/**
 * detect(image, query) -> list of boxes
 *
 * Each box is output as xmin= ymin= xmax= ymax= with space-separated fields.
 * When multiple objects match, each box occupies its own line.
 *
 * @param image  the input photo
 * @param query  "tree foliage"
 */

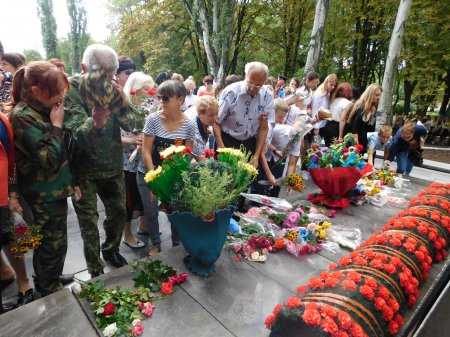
xmin=67 ymin=0 xmax=89 ymax=74
xmin=109 ymin=0 xmax=448 ymax=116
xmin=37 ymin=0 xmax=59 ymax=59
xmin=23 ymin=49 xmax=43 ymax=62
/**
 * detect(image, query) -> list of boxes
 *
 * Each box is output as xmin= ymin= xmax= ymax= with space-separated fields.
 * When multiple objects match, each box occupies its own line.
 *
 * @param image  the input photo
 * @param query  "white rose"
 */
xmin=103 ymin=323 xmax=118 ymax=337
xmin=250 ymin=251 xmax=260 ymax=260
xmin=96 ymin=307 xmax=104 ymax=315
xmin=132 ymin=319 xmax=142 ymax=326
xmin=71 ymin=282 xmax=82 ymax=295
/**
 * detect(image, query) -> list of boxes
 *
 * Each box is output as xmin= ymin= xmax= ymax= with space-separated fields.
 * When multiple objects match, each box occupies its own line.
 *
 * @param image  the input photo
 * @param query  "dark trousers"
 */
xmin=221 ymin=131 xmax=257 ymax=211
xmin=319 ymin=121 xmax=340 ymax=146
xmin=221 ymin=131 xmax=257 ymax=156
xmin=124 ymin=170 xmax=143 ymax=222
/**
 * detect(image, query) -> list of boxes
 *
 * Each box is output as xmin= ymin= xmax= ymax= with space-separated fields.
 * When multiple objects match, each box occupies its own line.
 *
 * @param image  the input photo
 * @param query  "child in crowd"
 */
xmin=366 ymin=125 xmax=393 ymax=166
xmin=257 ymin=98 xmax=303 ymax=197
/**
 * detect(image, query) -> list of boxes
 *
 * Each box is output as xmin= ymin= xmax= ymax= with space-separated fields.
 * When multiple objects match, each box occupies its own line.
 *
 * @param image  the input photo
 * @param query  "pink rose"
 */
xmin=131 ymin=321 xmax=144 ymax=336
xmin=176 ymin=273 xmax=188 ymax=284
xmin=283 ymin=212 xmax=300 ymax=228
xmin=141 ymin=302 xmax=154 ymax=317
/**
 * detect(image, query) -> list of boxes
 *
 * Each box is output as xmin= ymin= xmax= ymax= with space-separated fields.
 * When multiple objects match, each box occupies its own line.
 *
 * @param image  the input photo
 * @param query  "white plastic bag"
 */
xmin=327 ymin=226 xmax=362 ymax=250
xmin=240 ymin=193 xmax=293 ymax=211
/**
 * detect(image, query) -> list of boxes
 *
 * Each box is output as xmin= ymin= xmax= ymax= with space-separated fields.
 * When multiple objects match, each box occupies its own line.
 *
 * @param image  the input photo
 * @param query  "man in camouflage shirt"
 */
xmin=64 ymin=44 xmax=138 ymax=277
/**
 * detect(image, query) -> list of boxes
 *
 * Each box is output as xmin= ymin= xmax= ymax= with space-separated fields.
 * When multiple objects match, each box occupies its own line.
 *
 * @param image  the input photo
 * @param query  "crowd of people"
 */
xmin=0 ymin=44 xmax=430 ymax=312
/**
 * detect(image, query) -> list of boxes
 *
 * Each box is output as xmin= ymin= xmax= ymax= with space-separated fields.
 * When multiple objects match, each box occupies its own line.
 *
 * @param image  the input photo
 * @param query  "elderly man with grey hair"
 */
xmin=64 ymin=44 xmax=138 ymax=278
xmin=215 ymin=61 xmax=274 ymax=168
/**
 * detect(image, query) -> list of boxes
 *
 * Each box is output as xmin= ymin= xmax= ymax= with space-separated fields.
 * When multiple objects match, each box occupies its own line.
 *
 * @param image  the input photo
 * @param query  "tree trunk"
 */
xmin=378 ymin=0 xmax=412 ymax=128
xmin=439 ymin=69 xmax=450 ymax=117
xmin=403 ymin=78 xmax=416 ymax=114
xmin=304 ymin=0 xmax=330 ymax=74
xmin=194 ymin=0 xmax=218 ymax=76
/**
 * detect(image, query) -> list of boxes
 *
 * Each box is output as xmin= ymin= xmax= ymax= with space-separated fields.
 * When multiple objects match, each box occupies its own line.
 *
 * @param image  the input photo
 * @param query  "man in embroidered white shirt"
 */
xmin=215 ymin=61 xmax=275 ymax=168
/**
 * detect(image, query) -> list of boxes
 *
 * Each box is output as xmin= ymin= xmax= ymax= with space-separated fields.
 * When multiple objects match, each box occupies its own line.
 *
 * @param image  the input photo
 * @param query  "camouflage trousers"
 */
xmin=30 ymin=199 xmax=68 ymax=297
xmin=73 ymin=173 xmax=126 ymax=274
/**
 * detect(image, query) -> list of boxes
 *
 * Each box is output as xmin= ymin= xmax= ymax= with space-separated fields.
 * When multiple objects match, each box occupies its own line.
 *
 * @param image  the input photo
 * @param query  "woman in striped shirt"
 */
xmin=140 ymin=80 xmax=195 ymax=255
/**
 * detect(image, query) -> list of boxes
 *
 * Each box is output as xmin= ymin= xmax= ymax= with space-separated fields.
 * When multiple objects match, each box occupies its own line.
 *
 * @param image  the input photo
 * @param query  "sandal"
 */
xmin=122 ymin=239 xmax=146 ymax=249
xmin=148 ymin=244 xmax=161 ymax=257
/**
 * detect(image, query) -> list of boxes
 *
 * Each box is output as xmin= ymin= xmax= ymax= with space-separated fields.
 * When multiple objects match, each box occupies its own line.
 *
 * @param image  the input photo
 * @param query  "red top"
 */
xmin=0 ymin=112 xmax=14 ymax=207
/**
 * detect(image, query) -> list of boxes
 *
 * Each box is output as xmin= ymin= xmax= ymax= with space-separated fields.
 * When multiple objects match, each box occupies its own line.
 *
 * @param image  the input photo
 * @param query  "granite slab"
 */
xmin=77 ymin=263 xmax=235 ymax=337
xmin=413 ymin=279 xmax=450 ymax=337
xmin=156 ymin=247 xmax=293 ymax=337
xmin=242 ymin=251 xmax=331 ymax=292
xmin=0 ymin=288 xmax=97 ymax=337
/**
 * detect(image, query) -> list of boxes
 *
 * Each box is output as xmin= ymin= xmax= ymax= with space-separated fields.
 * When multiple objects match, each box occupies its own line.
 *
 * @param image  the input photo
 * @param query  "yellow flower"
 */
xmin=238 ymin=161 xmax=258 ymax=177
xmin=159 ymin=145 xmax=177 ymax=159
xmin=217 ymin=148 xmax=245 ymax=160
xmin=320 ymin=221 xmax=332 ymax=229
xmin=144 ymin=166 xmax=162 ymax=183
xmin=317 ymin=229 xmax=327 ymax=240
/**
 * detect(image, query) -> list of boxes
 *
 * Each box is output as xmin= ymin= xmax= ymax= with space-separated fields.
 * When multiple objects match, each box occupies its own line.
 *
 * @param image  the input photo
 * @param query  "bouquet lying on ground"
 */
xmin=78 ymin=260 xmax=188 ymax=337
xmin=144 ymin=146 xmax=257 ymax=219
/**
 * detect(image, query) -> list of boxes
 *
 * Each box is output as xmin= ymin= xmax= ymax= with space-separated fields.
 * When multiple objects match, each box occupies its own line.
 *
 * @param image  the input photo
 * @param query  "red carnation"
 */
xmin=183 ymin=146 xmax=193 ymax=155
xmin=302 ymin=309 xmax=321 ymax=327
xmin=329 ymin=263 xmax=337 ymax=270
xmin=360 ymin=285 xmax=375 ymax=300
xmin=342 ymin=279 xmax=357 ymax=292
xmin=354 ymin=144 xmax=364 ymax=153
xmin=388 ymin=298 xmax=400 ymax=312
xmin=349 ymin=322 xmax=365 ymax=337
xmin=160 ymin=281 xmax=173 ymax=295
xmin=273 ymin=304 xmax=283 ymax=316
xmin=369 ymin=259 xmax=383 ymax=269
xmin=382 ymin=305 xmax=394 ymax=321
xmin=336 ymin=332 xmax=350 ymax=337
xmin=203 ymin=148 xmax=215 ymax=158
xmin=384 ymin=263 xmax=396 ymax=274
xmin=347 ymin=271 xmax=362 ymax=283
xmin=286 ymin=296 xmax=302 ymax=309
xmin=15 ymin=225 xmax=28 ymax=236
xmin=322 ymin=305 xmax=338 ymax=318
xmin=374 ymin=297 xmax=386 ymax=310
xmin=102 ymin=302 xmax=116 ymax=316
xmin=389 ymin=238 xmax=402 ymax=247
xmin=296 ymin=285 xmax=308 ymax=294
xmin=353 ymin=256 xmax=368 ymax=266
xmin=321 ymin=318 xmax=339 ymax=335
xmin=325 ymin=277 xmax=339 ymax=288
xmin=264 ymin=313 xmax=275 ymax=329
xmin=415 ymin=250 xmax=425 ymax=262
xmin=338 ymin=256 xmax=352 ymax=266
xmin=394 ymin=313 xmax=404 ymax=326
xmin=364 ymin=277 xmax=377 ymax=290
xmin=337 ymin=311 xmax=352 ymax=330
xmin=308 ymin=277 xmax=323 ymax=289
xmin=388 ymin=320 xmax=400 ymax=335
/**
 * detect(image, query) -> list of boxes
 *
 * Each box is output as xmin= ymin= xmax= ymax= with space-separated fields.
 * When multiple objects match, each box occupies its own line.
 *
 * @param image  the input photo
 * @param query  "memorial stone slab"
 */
xmin=77 ymin=262 xmax=235 ymax=337
xmin=0 ymin=288 xmax=97 ymax=337
xmin=242 ymin=251 xmax=332 ymax=292
xmin=157 ymin=247 xmax=293 ymax=337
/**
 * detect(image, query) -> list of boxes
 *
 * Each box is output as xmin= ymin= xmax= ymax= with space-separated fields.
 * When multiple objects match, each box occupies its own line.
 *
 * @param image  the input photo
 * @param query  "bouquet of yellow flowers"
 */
xmin=145 ymin=146 xmax=257 ymax=219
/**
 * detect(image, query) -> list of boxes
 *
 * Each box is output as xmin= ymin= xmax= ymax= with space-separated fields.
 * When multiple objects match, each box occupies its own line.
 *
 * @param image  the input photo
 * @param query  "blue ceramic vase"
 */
xmin=168 ymin=208 xmax=233 ymax=277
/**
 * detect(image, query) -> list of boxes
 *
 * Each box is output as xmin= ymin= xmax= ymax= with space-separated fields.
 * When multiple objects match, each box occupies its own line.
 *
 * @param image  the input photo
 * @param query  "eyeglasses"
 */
xmin=157 ymin=95 xmax=171 ymax=102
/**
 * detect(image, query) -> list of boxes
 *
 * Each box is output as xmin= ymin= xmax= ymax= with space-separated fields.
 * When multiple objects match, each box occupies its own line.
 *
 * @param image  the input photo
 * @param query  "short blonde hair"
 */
xmin=196 ymin=96 xmax=219 ymax=114
xmin=274 ymin=98 xmax=288 ymax=113
xmin=171 ymin=72 xmax=184 ymax=82
xmin=379 ymin=125 xmax=392 ymax=137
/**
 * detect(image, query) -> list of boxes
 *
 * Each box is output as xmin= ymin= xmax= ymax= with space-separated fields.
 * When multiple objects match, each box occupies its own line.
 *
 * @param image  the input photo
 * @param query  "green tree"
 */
xmin=67 ymin=0 xmax=88 ymax=73
xmin=37 ymin=0 xmax=59 ymax=59
xmin=23 ymin=49 xmax=43 ymax=62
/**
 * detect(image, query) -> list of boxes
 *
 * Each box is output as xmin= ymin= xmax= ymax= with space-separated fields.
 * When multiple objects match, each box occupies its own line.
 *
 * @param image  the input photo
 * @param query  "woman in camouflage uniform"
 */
xmin=10 ymin=61 xmax=73 ymax=297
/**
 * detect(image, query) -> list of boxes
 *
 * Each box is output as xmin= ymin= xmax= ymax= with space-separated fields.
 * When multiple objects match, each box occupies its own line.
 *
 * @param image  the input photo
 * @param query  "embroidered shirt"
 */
xmin=218 ymin=81 xmax=275 ymax=141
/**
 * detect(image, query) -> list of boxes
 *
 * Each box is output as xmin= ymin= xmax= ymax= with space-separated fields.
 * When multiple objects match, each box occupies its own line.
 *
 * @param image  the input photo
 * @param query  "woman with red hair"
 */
xmin=321 ymin=82 xmax=353 ymax=146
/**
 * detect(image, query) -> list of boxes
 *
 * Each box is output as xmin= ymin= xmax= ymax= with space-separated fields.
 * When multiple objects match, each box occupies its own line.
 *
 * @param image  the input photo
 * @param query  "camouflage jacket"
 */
xmin=11 ymin=102 xmax=73 ymax=203
xmin=64 ymin=74 xmax=139 ymax=182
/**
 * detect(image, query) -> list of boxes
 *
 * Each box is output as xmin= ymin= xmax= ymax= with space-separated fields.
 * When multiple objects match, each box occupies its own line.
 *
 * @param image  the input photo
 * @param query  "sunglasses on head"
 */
xmin=157 ymin=95 xmax=171 ymax=102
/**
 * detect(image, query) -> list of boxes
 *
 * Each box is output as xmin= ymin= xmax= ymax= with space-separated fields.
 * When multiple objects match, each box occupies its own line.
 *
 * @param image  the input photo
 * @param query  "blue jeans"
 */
xmin=396 ymin=151 xmax=413 ymax=175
